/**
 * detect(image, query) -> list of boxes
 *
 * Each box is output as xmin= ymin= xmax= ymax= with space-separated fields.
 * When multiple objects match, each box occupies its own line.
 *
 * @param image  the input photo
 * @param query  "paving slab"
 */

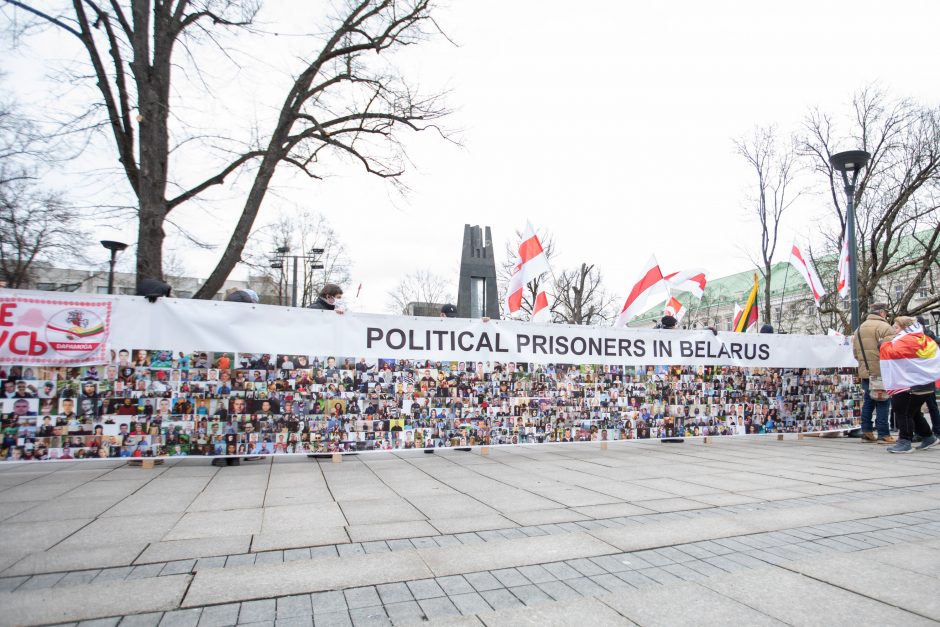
xmin=6 ymin=542 xmax=147 ymax=576
xmin=183 ymin=550 xmax=431 ymax=607
xmin=250 ymin=526 xmax=348 ymax=552
xmin=337 ymin=498 xmax=426 ymax=525
xmin=427 ymin=515 xmax=517 ymax=535
xmin=702 ymin=566 xmax=934 ymax=626
xmin=418 ymin=531 xmax=618 ymax=577
xmin=474 ymin=595 xmax=635 ymax=626
xmin=785 ymin=553 xmax=940 ymax=621
xmin=601 ymin=581 xmax=784 ymax=626
xmin=137 ymin=536 xmax=252 ymax=564
xmin=0 ymin=574 xmax=190 ymax=626
xmin=346 ymin=521 xmax=438 ymax=543
xmin=57 ymin=514 xmax=181 ymax=549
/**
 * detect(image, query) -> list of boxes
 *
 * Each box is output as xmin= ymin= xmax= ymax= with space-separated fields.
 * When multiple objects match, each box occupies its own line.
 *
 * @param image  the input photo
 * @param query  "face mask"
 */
xmin=334 ymin=298 xmax=348 ymax=312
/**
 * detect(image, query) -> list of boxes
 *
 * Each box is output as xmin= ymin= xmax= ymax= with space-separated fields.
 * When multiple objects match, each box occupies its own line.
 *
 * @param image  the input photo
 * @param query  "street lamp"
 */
xmin=269 ymin=246 xmax=327 ymax=307
xmin=100 ymin=240 xmax=128 ymax=295
xmin=829 ymin=150 xmax=871 ymax=331
xmin=931 ymin=310 xmax=940 ymax=336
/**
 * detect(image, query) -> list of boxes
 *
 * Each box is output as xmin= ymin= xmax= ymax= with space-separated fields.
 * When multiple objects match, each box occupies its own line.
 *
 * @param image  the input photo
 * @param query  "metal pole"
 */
xmin=107 ymin=250 xmax=117 ymax=295
xmin=291 ymin=256 xmax=299 ymax=308
xmin=845 ymin=178 xmax=860 ymax=332
xmin=776 ymin=263 xmax=790 ymax=327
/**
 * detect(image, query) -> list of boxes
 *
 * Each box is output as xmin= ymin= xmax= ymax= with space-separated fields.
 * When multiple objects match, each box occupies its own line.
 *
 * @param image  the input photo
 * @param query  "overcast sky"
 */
xmin=4 ymin=0 xmax=940 ymax=313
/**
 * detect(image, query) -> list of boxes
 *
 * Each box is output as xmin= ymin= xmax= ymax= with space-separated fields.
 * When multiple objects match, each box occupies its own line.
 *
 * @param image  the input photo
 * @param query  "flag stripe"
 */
xmin=790 ymin=244 xmax=826 ymax=304
xmin=734 ymin=273 xmax=759 ymax=333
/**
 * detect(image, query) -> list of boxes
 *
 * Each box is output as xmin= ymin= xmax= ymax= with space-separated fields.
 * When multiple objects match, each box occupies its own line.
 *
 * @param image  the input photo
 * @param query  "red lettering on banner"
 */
xmin=0 ymin=303 xmax=14 ymax=326
xmin=7 ymin=331 xmax=49 ymax=356
xmin=50 ymin=342 xmax=98 ymax=352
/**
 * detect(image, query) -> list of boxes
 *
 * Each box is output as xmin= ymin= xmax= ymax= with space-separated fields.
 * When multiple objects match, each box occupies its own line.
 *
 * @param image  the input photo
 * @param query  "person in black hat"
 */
xmin=136 ymin=278 xmax=171 ymax=302
xmin=658 ymin=314 xmax=684 ymax=443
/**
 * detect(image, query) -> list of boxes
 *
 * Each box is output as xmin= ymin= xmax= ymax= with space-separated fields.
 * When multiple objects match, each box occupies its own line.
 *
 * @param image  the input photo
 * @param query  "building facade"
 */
xmin=15 ymin=263 xmax=279 ymax=304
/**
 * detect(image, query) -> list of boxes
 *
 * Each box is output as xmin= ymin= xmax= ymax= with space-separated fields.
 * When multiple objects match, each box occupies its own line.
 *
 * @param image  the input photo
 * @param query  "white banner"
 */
xmin=1 ymin=290 xmax=856 ymax=368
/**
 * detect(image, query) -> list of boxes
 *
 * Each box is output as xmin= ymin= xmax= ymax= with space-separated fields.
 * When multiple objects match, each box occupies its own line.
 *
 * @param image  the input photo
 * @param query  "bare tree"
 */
xmin=0 ymin=97 xmax=87 ymax=287
xmin=553 ymin=263 xmax=616 ymax=325
xmin=4 ymin=0 xmax=452 ymax=297
xmin=735 ymin=126 xmax=801 ymax=325
xmin=801 ymin=88 xmax=940 ymax=328
xmin=386 ymin=269 xmax=454 ymax=314
xmin=498 ymin=227 xmax=555 ymax=320
xmin=242 ymin=209 xmax=351 ymax=306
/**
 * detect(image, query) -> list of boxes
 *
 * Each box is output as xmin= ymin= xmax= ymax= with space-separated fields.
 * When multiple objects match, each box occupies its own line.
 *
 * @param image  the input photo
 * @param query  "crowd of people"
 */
xmin=1 ymin=344 xmax=859 ymax=461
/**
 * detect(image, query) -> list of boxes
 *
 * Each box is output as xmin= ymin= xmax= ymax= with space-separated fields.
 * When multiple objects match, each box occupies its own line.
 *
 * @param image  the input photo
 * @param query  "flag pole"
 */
xmin=776 ymin=263 xmax=791 ymax=328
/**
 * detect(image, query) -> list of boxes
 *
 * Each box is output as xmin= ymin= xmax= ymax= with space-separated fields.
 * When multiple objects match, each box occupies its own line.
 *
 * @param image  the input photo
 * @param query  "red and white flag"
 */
xmin=789 ymin=243 xmax=826 ymax=306
xmin=664 ymin=296 xmax=686 ymax=322
xmin=663 ymin=268 xmax=707 ymax=299
xmin=615 ymin=255 xmax=666 ymax=327
xmin=732 ymin=302 xmax=758 ymax=332
xmin=506 ymin=221 xmax=552 ymax=321
xmin=879 ymin=321 xmax=940 ymax=394
xmin=837 ymin=222 xmax=850 ymax=298
xmin=531 ymin=290 xmax=552 ymax=323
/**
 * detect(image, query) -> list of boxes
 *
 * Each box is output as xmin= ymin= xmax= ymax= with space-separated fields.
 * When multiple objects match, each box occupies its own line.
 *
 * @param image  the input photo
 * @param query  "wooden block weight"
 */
xmin=332 ymin=453 xmax=342 ymax=463
xmin=480 ymin=447 xmax=489 ymax=456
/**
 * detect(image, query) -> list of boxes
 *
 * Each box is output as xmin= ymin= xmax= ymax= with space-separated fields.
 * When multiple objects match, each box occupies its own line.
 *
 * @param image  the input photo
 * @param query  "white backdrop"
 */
xmin=1 ymin=290 xmax=857 ymax=368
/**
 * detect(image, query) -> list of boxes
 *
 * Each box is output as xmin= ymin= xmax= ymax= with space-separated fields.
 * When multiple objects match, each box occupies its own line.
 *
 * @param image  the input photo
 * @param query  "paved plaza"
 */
xmin=2 ymin=436 xmax=940 ymax=626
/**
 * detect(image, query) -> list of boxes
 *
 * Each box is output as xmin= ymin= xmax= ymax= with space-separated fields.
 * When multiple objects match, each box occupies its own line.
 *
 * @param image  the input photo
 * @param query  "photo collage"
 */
xmin=0 ymin=347 xmax=861 ymax=461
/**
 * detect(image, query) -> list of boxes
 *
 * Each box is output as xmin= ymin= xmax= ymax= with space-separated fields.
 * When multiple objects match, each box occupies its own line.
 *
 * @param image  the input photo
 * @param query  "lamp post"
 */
xmin=829 ymin=150 xmax=871 ymax=332
xmin=100 ymin=240 xmax=128 ymax=295
xmin=931 ymin=310 xmax=940 ymax=336
xmin=269 ymin=246 xmax=326 ymax=307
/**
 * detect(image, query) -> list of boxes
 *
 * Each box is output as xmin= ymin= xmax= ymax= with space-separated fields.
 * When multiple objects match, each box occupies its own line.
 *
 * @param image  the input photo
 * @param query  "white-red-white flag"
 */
xmin=664 ymin=296 xmax=686 ymax=322
xmin=837 ymin=222 xmax=851 ymax=298
xmin=663 ymin=268 xmax=707 ymax=299
xmin=506 ymin=221 xmax=552 ymax=321
xmin=789 ymin=243 xmax=826 ymax=306
xmin=615 ymin=255 xmax=667 ymax=327
xmin=531 ymin=290 xmax=552 ymax=323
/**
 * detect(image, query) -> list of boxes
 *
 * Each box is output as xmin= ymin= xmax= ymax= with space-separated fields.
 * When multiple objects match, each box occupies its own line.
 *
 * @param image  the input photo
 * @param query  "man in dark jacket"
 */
xmin=309 ymin=284 xmax=344 ymax=312
xmin=852 ymin=303 xmax=896 ymax=443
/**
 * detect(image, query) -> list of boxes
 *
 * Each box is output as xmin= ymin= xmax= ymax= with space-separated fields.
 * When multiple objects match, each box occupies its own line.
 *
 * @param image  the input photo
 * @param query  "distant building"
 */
xmin=629 ymin=234 xmax=938 ymax=333
xmin=14 ymin=263 xmax=279 ymax=304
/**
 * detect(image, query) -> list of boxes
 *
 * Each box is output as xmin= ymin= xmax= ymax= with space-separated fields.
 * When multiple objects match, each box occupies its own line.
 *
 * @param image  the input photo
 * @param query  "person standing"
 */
xmin=882 ymin=316 xmax=940 ymax=453
xmin=853 ymin=303 xmax=897 ymax=444
xmin=308 ymin=284 xmax=345 ymax=313
xmin=916 ymin=316 xmax=940 ymax=437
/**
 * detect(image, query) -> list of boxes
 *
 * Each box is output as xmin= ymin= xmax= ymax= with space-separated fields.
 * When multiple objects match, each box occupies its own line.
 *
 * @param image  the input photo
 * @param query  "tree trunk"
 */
xmin=763 ymin=262 xmax=772 ymax=327
xmin=193 ymin=154 xmax=281 ymax=299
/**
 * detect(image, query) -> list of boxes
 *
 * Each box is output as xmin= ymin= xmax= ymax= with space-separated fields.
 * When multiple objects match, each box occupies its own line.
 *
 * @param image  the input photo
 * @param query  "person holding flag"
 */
xmin=880 ymin=316 xmax=940 ymax=453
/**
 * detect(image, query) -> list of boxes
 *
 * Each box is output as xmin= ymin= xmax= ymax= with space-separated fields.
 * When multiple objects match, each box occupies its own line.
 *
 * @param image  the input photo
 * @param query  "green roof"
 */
xmin=630 ymin=230 xmax=936 ymax=325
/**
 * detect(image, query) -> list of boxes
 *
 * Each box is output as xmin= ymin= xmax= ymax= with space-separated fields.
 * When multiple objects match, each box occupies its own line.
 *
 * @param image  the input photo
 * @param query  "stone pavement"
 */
xmin=2 ymin=436 xmax=940 ymax=626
